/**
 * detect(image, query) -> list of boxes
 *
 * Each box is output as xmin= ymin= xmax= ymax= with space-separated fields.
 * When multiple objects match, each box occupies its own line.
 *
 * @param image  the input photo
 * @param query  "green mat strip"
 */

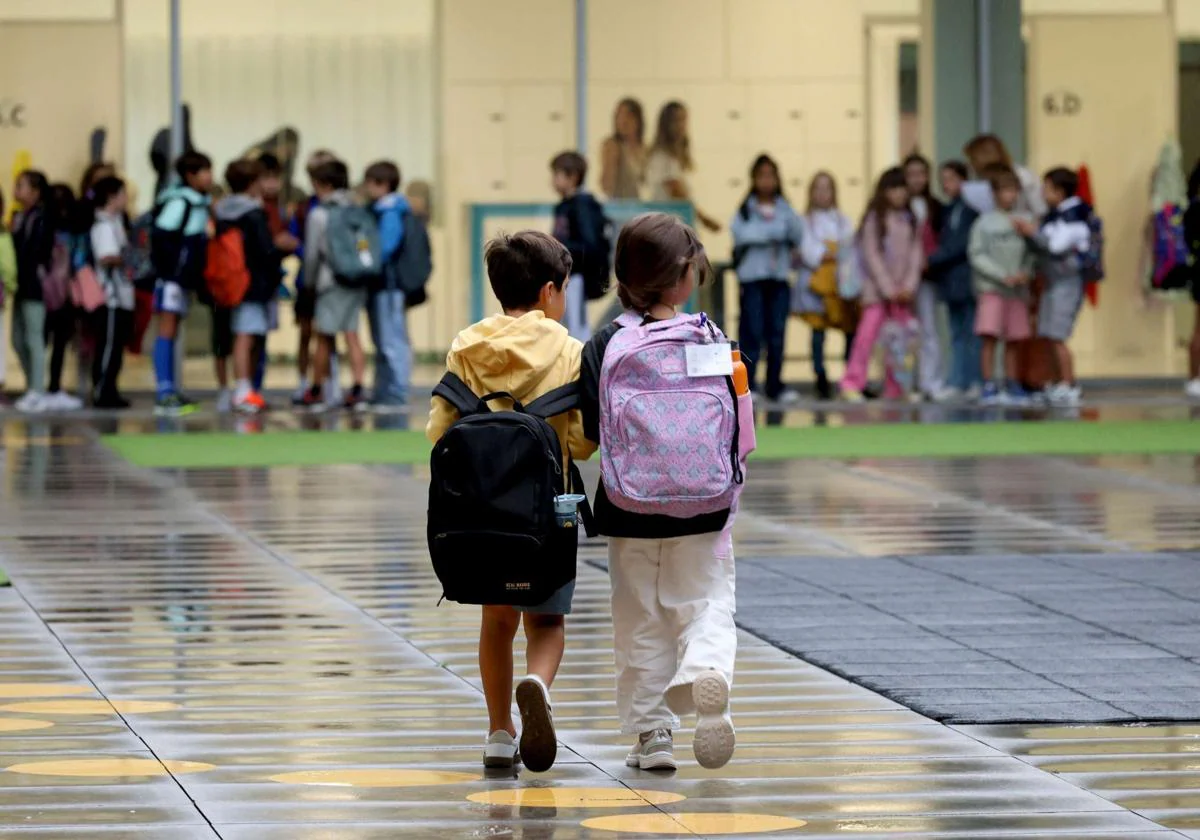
xmin=102 ymin=420 xmax=1200 ymax=469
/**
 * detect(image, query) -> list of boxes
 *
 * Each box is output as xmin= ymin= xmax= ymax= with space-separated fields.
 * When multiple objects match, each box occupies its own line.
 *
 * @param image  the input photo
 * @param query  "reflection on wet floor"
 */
xmin=0 ymin=417 xmax=1195 ymax=836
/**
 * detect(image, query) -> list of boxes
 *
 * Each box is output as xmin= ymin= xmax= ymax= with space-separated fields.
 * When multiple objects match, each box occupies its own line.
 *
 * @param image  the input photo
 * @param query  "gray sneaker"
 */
xmin=483 ymin=730 xmax=520 ymax=769
xmin=625 ymin=728 xmax=677 ymax=772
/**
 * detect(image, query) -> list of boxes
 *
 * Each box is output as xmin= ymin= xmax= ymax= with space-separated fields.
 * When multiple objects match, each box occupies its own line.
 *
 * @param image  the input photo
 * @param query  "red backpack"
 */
xmin=204 ymin=224 xmax=250 ymax=308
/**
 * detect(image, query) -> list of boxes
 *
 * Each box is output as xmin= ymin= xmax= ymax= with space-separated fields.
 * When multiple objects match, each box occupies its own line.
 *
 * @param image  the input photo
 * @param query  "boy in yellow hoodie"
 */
xmin=427 ymin=230 xmax=595 ymax=773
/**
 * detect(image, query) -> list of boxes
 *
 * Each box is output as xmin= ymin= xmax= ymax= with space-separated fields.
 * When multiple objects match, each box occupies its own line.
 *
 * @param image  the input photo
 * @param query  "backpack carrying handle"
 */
xmin=476 ymin=391 xmax=523 ymax=413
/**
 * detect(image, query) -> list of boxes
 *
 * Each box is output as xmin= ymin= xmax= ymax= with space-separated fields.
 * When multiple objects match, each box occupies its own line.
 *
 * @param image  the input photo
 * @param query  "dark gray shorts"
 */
xmin=1038 ymin=275 xmax=1084 ymax=342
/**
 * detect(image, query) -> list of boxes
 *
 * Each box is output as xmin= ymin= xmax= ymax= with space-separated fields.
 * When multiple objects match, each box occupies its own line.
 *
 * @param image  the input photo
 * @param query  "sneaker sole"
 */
xmin=483 ymin=750 xmax=519 ymax=770
xmin=515 ymin=678 xmax=557 ymax=773
xmin=692 ymin=671 xmax=735 ymax=770
xmin=638 ymin=751 xmax=678 ymax=772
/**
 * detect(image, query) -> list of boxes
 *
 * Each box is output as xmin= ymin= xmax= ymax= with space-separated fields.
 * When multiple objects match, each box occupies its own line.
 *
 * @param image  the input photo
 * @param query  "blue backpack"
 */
xmin=1080 ymin=207 xmax=1105 ymax=283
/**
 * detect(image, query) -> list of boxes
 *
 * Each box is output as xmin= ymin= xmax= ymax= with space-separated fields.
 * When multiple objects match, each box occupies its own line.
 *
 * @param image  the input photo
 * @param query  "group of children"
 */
xmin=153 ymin=149 xmax=424 ymax=416
xmin=0 ymin=165 xmax=140 ymax=411
xmin=0 ymin=149 xmax=425 ymax=415
xmin=428 ymin=214 xmax=745 ymax=775
xmin=731 ymin=146 xmax=1097 ymax=407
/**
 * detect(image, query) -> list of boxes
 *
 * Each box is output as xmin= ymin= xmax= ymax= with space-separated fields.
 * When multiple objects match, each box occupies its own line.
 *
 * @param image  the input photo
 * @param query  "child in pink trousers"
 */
xmin=840 ymin=167 xmax=923 ymax=401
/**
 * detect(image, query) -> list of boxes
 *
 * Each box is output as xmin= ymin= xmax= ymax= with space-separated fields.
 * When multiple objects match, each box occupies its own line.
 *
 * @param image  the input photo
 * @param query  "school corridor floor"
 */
xmin=0 ymin=406 xmax=1198 ymax=838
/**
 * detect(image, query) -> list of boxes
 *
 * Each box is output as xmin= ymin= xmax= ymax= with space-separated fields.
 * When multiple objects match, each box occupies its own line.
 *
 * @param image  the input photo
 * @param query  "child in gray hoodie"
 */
xmin=968 ymin=168 xmax=1036 ymax=404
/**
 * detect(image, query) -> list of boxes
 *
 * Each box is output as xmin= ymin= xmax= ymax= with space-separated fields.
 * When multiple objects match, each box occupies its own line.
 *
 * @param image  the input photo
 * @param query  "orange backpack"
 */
xmin=204 ymin=224 xmax=250 ymax=308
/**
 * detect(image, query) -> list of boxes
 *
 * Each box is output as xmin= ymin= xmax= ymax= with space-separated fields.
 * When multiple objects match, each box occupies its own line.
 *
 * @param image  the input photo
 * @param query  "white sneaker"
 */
xmin=515 ymin=675 xmax=557 ymax=773
xmin=692 ymin=670 xmax=735 ymax=770
xmin=15 ymin=392 xmax=46 ymax=413
xmin=46 ymin=391 xmax=82 ymax=411
xmin=775 ymin=388 xmax=802 ymax=405
xmin=483 ymin=730 xmax=520 ymax=769
xmin=626 ymin=729 xmax=677 ymax=771
xmin=216 ymin=389 xmax=233 ymax=413
xmin=932 ymin=387 xmax=961 ymax=404
xmin=1186 ymin=378 xmax=1200 ymax=400
xmin=965 ymin=383 xmax=983 ymax=403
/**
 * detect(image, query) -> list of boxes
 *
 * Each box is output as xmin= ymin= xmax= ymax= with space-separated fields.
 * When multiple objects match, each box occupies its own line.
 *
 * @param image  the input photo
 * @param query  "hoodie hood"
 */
xmin=324 ymin=189 xmax=353 ymax=208
xmin=374 ymin=192 xmax=410 ymax=214
xmin=215 ymin=193 xmax=261 ymax=221
xmin=447 ymin=311 xmax=571 ymax=398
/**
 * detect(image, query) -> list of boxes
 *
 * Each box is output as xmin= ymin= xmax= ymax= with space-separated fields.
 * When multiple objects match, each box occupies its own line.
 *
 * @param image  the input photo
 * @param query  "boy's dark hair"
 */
xmin=1044 ymin=167 xmax=1079 ymax=198
xmin=364 ymin=160 xmax=402 ymax=192
xmin=987 ymin=165 xmax=1021 ymax=192
xmin=940 ymin=160 xmax=969 ymax=180
xmin=485 ymin=231 xmax=572 ymax=311
xmin=550 ymin=151 xmax=587 ymax=187
xmin=90 ymin=175 xmax=125 ymax=210
xmin=175 ymin=151 xmax=213 ymax=181
xmin=311 ymin=159 xmax=350 ymax=191
xmin=225 ymin=158 xmax=264 ymax=194
xmin=614 ymin=212 xmax=710 ymax=312
xmin=257 ymin=152 xmax=282 ymax=174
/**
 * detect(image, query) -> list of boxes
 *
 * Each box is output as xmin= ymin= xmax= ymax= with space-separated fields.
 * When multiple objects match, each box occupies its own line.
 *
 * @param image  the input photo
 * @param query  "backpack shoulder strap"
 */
xmin=525 ymin=381 xmax=579 ymax=420
xmin=432 ymin=372 xmax=480 ymax=416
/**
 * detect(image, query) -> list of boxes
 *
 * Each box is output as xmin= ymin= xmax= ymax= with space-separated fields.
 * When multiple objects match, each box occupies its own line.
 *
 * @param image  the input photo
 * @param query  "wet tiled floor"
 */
xmin=0 ymin=416 xmax=1196 ymax=836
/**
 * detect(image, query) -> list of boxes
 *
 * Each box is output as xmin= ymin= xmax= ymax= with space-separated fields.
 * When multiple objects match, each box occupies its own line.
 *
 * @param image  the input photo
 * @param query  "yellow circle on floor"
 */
xmin=269 ymin=769 xmax=480 ymax=788
xmin=582 ymin=813 xmax=807 ymax=835
xmin=0 ymin=700 xmax=179 ymax=716
xmin=6 ymin=758 xmax=215 ymax=778
xmin=468 ymin=787 xmax=686 ymax=808
xmin=0 ymin=718 xmax=54 ymax=732
xmin=0 ymin=684 xmax=93 ymax=699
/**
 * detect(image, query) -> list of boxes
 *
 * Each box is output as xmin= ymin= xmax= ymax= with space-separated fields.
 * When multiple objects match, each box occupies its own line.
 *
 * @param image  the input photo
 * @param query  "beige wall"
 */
xmin=0 ymin=20 xmax=122 ymax=196
xmin=1027 ymin=12 xmax=1181 ymax=376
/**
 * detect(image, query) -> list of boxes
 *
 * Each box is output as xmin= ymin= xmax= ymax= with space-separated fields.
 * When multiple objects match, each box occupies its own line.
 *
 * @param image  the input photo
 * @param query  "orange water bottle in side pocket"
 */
xmin=730 ymin=341 xmax=756 ymax=458
xmin=730 ymin=342 xmax=750 ymax=396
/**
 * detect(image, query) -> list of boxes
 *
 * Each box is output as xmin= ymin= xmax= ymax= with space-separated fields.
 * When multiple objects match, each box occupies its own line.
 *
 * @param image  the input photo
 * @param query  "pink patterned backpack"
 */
xmin=599 ymin=311 xmax=749 ymax=518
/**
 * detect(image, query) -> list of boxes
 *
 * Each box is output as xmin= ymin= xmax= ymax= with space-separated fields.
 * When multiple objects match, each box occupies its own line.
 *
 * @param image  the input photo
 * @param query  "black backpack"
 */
xmin=574 ymin=195 xmax=613 ymax=301
xmin=393 ymin=210 xmax=433 ymax=308
xmin=428 ymin=373 xmax=593 ymax=606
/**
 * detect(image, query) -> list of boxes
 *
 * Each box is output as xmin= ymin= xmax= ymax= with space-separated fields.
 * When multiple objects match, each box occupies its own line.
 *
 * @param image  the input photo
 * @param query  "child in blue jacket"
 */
xmin=926 ymin=161 xmax=981 ymax=397
xmin=730 ymin=155 xmax=803 ymax=403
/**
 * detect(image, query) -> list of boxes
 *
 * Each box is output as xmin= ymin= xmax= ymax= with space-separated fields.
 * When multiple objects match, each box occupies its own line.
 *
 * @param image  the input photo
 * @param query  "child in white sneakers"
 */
xmin=427 ymin=231 xmax=595 ymax=773
xmin=580 ymin=213 xmax=754 ymax=772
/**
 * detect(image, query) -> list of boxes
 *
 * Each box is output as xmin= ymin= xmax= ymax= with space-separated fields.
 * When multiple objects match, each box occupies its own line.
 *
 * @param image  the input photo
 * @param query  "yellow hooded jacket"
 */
xmin=426 ymin=311 xmax=596 ymax=466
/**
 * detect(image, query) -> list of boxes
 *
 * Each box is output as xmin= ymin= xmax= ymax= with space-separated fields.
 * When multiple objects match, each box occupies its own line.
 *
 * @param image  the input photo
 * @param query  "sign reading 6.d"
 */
xmin=1043 ymin=91 xmax=1081 ymax=117
xmin=0 ymin=100 xmax=27 ymax=128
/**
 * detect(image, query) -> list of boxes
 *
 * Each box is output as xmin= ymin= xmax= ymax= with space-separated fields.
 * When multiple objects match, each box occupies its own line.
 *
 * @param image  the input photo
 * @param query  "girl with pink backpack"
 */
xmin=579 ymin=213 xmax=756 ymax=773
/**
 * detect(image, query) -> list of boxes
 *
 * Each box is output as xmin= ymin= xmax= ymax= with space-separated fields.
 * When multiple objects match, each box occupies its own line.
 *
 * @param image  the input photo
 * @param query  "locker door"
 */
xmin=506 ymin=84 xmax=571 ymax=200
xmin=444 ymin=85 xmax=508 ymax=200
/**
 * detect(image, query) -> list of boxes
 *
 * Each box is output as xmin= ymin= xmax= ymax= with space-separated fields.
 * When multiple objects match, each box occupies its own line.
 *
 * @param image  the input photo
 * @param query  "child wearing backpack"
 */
xmin=211 ymin=159 xmax=286 ymax=415
xmin=0 ymin=186 xmax=15 ymax=402
xmin=1014 ymin=167 xmax=1092 ymax=407
xmin=88 ymin=176 xmax=134 ymax=409
xmin=363 ymin=160 xmax=412 ymax=407
xmin=580 ymin=212 xmax=755 ymax=773
xmin=839 ymin=167 xmax=924 ymax=402
xmin=302 ymin=159 xmax=369 ymax=411
xmin=426 ymin=231 xmax=595 ymax=774
xmin=151 ymin=151 xmax=213 ymax=416
xmin=11 ymin=169 xmax=53 ymax=412
xmin=551 ymin=151 xmax=610 ymax=342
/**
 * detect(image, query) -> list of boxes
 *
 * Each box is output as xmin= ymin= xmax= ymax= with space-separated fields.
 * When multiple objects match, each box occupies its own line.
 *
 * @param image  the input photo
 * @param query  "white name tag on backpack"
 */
xmin=685 ymin=343 xmax=733 ymax=377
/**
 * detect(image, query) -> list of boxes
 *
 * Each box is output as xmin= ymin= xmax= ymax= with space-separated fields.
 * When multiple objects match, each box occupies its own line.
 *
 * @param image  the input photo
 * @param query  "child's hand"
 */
xmin=274 ymin=232 xmax=300 ymax=252
xmin=1012 ymin=218 xmax=1036 ymax=237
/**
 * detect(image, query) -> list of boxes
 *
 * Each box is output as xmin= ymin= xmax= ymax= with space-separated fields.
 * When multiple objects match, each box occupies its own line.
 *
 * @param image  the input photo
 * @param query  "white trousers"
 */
xmin=609 ymin=531 xmax=737 ymax=735
xmin=564 ymin=273 xmax=591 ymax=342
xmin=916 ymin=281 xmax=945 ymax=396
